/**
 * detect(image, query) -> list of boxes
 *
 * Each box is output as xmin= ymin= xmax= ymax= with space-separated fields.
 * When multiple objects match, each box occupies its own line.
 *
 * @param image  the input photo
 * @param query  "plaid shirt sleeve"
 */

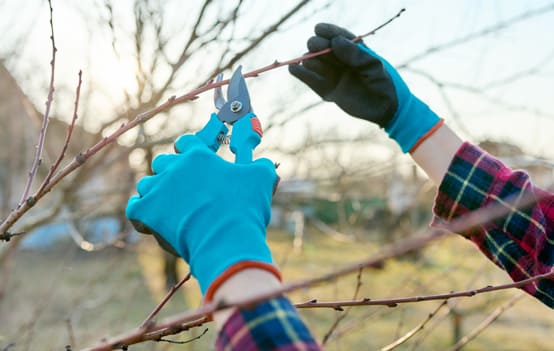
xmin=216 ymin=296 xmax=322 ymax=351
xmin=433 ymin=142 xmax=554 ymax=308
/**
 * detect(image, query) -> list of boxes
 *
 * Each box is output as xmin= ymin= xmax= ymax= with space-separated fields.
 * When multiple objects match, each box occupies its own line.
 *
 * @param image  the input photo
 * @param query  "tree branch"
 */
xmin=81 ymin=186 xmax=552 ymax=350
xmin=446 ymin=293 xmax=524 ymax=351
xmin=18 ymin=0 xmax=57 ymax=208
xmin=0 ymin=7 xmax=405 ymax=236
xmin=140 ymin=273 xmax=192 ymax=329
xmin=379 ymin=300 xmax=448 ymax=351
xmin=36 ymin=70 xmax=82 ymax=195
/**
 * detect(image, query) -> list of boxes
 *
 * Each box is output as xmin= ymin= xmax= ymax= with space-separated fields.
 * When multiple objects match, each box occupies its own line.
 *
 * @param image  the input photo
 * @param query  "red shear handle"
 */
xmin=230 ymin=113 xmax=262 ymax=164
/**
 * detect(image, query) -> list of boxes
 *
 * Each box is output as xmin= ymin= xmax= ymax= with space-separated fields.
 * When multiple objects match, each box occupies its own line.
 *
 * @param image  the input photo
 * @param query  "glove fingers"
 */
xmin=289 ymin=63 xmax=332 ymax=98
xmin=302 ymin=57 xmax=336 ymax=78
xmin=151 ymin=153 xmax=180 ymax=174
xmin=136 ymin=175 xmax=157 ymax=196
xmin=174 ymin=134 xmax=210 ymax=154
xmin=126 ymin=196 xmax=152 ymax=234
xmin=252 ymin=157 xmax=277 ymax=178
xmin=307 ymin=36 xmax=330 ymax=52
xmin=315 ymin=23 xmax=356 ymax=40
xmin=331 ymin=36 xmax=381 ymax=69
xmin=306 ymin=37 xmax=345 ymax=67
xmin=251 ymin=157 xmax=279 ymax=196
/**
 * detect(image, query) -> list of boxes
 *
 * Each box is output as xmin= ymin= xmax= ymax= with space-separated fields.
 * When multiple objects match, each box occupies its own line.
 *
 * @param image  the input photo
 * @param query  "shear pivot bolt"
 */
xmin=230 ymin=100 xmax=243 ymax=113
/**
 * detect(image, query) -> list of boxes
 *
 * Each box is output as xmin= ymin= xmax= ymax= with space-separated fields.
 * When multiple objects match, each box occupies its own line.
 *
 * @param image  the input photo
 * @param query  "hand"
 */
xmin=289 ymin=23 xmax=442 ymax=153
xmin=126 ymin=134 xmax=280 ymax=298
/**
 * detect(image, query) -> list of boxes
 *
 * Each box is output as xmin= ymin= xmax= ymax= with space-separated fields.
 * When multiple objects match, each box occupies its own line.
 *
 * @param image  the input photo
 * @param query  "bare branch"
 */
xmin=140 ymin=273 xmax=192 ymax=329
xmin=156 ymin=328 xmax=208 ymax=345
xmin=322 ymin=267 xmax=364 ymax=345
xmin=446 ymin=294 xmax=524 ymax=351
xmin=36 ymin=70 xmax=83 ymax=195
xmin=0 ymin=9 xmax=405 ymax=236
xmin=82 ymin=186 xmax=552 ymax=350
xmin=379 ymin=300 xmax=449 ymax=351
xmin=18 ymin=0 xmax=57 ymax=207
xmin=242 ymin=7 xmax=405 ymax=79
xmin=294 ymin=270 xmax=552 ymax=310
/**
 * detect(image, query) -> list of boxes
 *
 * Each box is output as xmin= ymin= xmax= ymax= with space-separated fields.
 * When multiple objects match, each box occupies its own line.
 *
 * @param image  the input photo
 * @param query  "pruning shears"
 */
xmin=196 ymin=65 xmax=263 ymax=164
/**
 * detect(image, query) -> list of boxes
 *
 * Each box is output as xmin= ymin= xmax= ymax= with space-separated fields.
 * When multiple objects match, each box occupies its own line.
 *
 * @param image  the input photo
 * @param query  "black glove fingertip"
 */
xmin=331 ymin=36 xmax=379 ymax=68
xmin=315 ymin=23 xmax=356 ymax=40
xmin=307 ymin=36 xmax=330 ymax=52
xmin=288 ymin=63 xmax=331 ymax=98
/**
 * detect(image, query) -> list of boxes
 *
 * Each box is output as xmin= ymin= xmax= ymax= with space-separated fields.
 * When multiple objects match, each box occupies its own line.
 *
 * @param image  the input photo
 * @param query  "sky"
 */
xmin=1 ymin=0 xmax=553 ymax=176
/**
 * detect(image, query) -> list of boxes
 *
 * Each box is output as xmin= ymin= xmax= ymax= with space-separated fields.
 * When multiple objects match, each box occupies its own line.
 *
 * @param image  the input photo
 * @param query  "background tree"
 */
xmin=0 ymin=1 xmax=553 ymax=350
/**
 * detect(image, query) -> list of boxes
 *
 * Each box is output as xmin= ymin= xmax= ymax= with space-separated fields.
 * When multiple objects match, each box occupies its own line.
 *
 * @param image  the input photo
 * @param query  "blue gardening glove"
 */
xmin=126 ymin=134 xmax=280 ymax=298
xmin=289 ymin=23 xmax=442 ymax=153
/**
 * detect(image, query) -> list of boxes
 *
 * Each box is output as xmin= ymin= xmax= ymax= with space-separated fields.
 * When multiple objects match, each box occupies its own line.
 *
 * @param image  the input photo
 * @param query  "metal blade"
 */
xmin=213 ymin=73 xmax=225 ymax=110
xmin=227 ymin=65 xmax=250 ymax=105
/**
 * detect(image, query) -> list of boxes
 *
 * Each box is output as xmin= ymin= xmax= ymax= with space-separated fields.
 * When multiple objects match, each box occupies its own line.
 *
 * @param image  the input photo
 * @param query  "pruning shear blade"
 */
xmin=213 ymin=65 xmax=252 ymax=124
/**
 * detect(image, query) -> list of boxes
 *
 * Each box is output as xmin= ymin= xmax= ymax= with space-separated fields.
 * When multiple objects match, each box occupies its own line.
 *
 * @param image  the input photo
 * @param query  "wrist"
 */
xmin=211 ymin=268 xmax=282 ymax=329
xmin=384 ymin=95 xmax=442 ymax=153
xmin=411 ymin=123 xmax=464 ymax=184
xmin=204 ymin=261 xmax=281 ymax=303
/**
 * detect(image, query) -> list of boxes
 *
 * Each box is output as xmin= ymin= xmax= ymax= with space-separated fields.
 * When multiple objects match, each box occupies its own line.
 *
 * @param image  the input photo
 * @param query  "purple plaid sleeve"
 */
xmin=433 ymin=142 xmax=554 ymax=308
xmin=216 ymin=296 xmax=322 ymax=351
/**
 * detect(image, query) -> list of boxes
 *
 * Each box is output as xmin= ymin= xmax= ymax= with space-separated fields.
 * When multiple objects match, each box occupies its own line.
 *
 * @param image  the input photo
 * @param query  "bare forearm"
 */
xmin=410 ymin=124 xmax=463 ymax=185
xmin=212 ymin=269 xmax=281 ymax=328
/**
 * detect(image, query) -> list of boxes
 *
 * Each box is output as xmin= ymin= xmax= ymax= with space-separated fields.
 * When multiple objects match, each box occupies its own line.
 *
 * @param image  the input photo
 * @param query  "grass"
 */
xmin=0 ymin=227 xmax=552 ymax=350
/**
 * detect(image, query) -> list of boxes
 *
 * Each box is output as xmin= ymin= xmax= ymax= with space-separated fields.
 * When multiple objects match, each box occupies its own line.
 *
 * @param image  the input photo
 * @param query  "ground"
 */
xmin=0 ymin=228 xmax=552 ymax=350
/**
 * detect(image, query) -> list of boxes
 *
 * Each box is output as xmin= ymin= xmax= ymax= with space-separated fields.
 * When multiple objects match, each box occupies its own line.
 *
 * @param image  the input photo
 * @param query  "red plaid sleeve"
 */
xmin=433 ymin=142 xmax=554 ymax=308
xmin=216 ymin=296 xmax=322 ymax=351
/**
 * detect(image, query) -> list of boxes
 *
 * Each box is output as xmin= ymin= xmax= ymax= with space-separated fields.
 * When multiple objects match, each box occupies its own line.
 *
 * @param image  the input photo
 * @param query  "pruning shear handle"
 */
xmin=196 ymin=65 xmax=262 ymax=163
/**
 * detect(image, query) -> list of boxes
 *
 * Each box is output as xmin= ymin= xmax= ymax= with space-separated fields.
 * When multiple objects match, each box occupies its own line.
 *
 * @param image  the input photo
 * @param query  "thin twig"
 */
xmin=294 ymin=270 xmax=553 ymax=310
xmin=140 ymin=273 xmax=192 ymax=328
xmin=242 ymin=8 xmax=406 ymax=79
xmin=446 ymin=293 xmax=524 ymax=351
xmin=157 ymin=328 xmax=208 ymax=345
xmin=322 ymin=267 xmax=364 ymax=345
xmin=36 ymin=70 xmax=83 ymax=195
xmin=379 ymin=300 xmax=448 ymax=351
xmin=18 ymin=0 xmax=57 ymax=208
xmin=408 ymin=263 xmax=489 ymax=350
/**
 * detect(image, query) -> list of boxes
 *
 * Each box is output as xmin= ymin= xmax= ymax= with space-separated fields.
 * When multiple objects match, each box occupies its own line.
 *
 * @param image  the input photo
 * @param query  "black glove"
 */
xmin=289 ymin=23 xmax=441 ymax=153
xmin=289 ymin=23 xmax=398 ymax=128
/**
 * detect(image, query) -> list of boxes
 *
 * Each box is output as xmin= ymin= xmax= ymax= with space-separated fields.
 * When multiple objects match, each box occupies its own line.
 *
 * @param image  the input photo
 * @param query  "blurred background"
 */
xmin=0 ymin=0 xmax=553 ymax=350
